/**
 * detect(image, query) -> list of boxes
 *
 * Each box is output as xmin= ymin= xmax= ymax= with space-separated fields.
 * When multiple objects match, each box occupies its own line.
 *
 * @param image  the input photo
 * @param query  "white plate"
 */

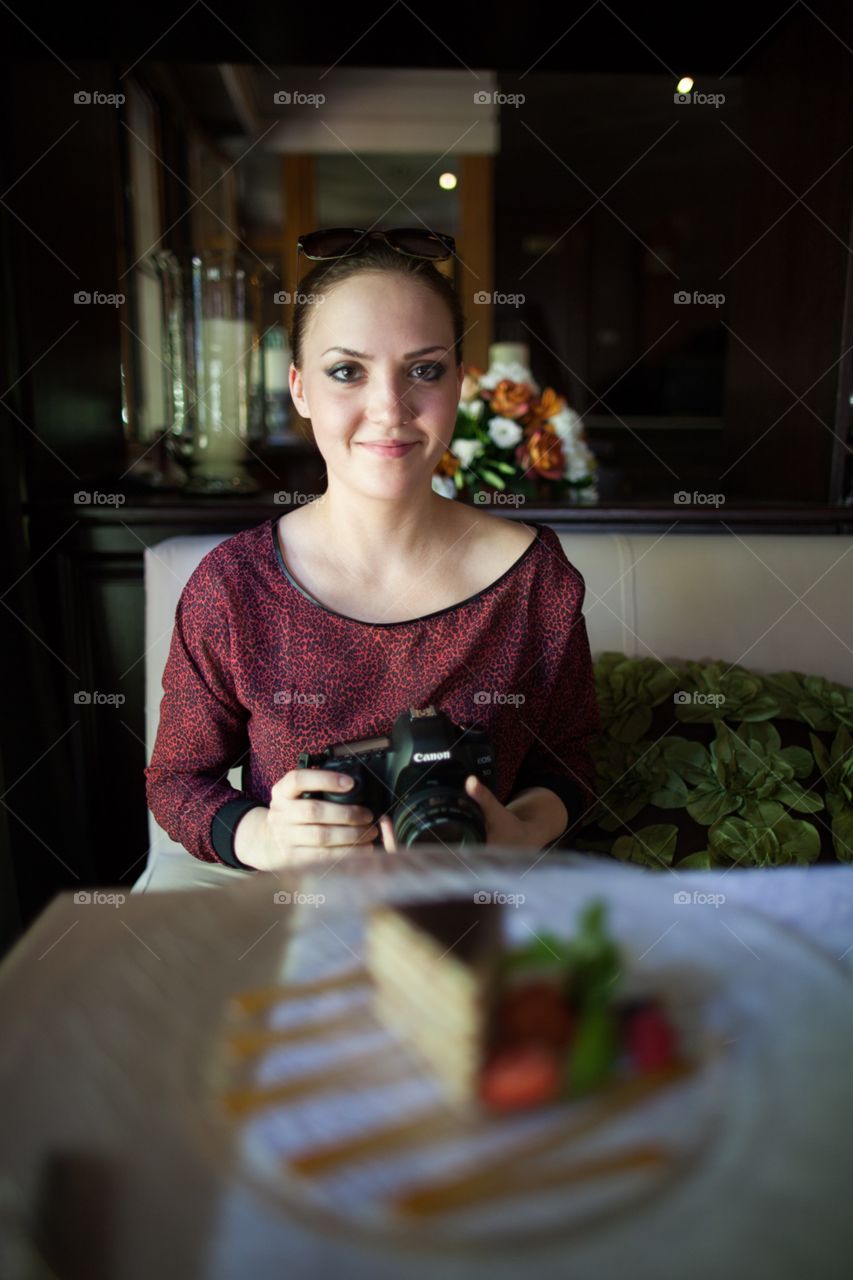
xmin=189 ymin=856 xmax=853 ymax=1253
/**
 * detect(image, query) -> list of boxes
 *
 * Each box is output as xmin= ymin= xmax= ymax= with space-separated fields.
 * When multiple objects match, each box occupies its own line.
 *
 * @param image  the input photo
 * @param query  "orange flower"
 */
xmin=490 ymin=379 xmax=535 ymax=420
xmin=524 ymin=386 xmax=566 ymax=429
xmin=515 ymin=424 xmax=565 ymax=481
xmin=434 ymin=449 xmax=461 ymax=478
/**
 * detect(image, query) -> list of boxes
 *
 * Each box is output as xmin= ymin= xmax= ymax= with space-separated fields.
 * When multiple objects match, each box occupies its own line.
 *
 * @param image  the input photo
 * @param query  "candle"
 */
xmin=264 ymin=326 xmax=290 ymax=394
xmin=196 ymin=317 xmax=254 ymax=470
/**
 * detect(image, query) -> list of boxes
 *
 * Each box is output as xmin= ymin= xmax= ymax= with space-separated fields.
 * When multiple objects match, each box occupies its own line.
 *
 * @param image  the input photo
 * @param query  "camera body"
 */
xmin=298 ymin=704 xmax=496 ymax=847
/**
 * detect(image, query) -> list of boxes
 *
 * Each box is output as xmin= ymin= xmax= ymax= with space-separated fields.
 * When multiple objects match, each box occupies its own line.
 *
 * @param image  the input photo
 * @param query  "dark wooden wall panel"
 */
xmin=8 ymin=61 xmax=127 ymax=493
xmin=720 ymin=7 xmax=853 ymax=501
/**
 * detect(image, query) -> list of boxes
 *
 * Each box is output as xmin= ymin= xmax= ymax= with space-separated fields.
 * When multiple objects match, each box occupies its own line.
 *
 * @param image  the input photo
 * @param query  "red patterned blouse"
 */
xmin=144 ymin=516 xmax=602 ymax=867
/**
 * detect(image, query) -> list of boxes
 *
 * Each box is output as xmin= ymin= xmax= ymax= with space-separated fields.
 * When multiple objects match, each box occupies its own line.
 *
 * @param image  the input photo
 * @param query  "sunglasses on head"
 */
xmin=297 ymin=227 xmax=456 ymax=262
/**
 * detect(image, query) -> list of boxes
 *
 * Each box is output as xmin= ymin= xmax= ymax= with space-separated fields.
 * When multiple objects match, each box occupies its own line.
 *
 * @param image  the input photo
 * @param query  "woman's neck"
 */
xmin=306 ymin=485 xmax=473 ymax=573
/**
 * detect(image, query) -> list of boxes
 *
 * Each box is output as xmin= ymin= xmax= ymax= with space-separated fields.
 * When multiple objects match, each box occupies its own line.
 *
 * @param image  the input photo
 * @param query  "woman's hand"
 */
xmin=238 ymin=769 xmax=382 ymax=870
xmin=463 ymin=775 xmax=553 ymax=849
xmin=375 ymin=778 xmax=567 ymax=854
xmin=468 ymin=776 xmax=570 ymax=849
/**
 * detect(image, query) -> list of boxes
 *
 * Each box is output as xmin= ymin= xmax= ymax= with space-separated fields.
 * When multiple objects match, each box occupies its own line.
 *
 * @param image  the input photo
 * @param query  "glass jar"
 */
xmin=158 ymin=248 xmax=265 ymax=494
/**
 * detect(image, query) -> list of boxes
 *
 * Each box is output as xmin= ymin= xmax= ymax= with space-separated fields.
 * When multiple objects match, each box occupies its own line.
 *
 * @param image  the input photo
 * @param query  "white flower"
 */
xmin=431 ymin=474 xmax=457 ymax=499
xmin=544 ymin=404 xmax=597 ymax=483
xmin=487 ymin=416 xmax=523 ymax=449
xmin=459 ymin=397 xmax=485 ymax=420
xmin=450 ymin=437 xmax=484 ymax=467
xmin=565 ymin=448 xmax=594 ymax=482
xmin=550 ymin=405 xmax=585 ymax=442
xmin=478 ymin=362 xmax=540 ymax=394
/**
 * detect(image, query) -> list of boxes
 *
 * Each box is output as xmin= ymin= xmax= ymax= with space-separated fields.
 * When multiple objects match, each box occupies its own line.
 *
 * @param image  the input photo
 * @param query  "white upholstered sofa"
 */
xmin=134 ymin=528 xmax=853 ymax=893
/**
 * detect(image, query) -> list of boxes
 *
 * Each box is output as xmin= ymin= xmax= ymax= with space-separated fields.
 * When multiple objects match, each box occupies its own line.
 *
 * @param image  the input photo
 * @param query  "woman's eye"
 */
xmin=327 ymin=364 xmax=359 ymax=383
xmin=412 ymin=363 xmax=445 ymax=381
xmin=326 ymin=362 xmax=445 ymax=383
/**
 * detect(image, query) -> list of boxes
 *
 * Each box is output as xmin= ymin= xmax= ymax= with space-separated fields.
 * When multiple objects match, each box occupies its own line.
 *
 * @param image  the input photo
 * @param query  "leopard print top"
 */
xmin=144 ymin=516 xmax=601 ymax=864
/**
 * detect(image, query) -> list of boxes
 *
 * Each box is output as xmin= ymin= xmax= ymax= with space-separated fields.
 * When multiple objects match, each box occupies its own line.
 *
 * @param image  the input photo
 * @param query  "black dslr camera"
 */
xmin=298 ymin=704 xmax=496 ymax=847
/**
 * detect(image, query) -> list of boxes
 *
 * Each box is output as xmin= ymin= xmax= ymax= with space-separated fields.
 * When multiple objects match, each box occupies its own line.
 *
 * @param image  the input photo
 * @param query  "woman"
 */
xmin=145 ymin=228 xmax=601 ymax=871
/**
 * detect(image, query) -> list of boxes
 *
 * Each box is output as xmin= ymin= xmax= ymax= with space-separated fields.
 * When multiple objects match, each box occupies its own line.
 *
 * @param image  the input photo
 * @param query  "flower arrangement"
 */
xmin=432 ymin=345 xmax=599 ymax=504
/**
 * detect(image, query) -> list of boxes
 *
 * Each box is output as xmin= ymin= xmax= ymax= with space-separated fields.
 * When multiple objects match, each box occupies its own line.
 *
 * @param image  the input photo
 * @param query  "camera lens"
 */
xmin=392 ymin=784 xmax=486 ymax=847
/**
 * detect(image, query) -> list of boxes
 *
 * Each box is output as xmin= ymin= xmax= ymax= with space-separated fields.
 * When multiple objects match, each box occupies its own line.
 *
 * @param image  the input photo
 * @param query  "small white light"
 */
xmin=438 ymin=172 xmax=457 ymax=190
xmin=677 ymin=76 xmax=694 ymax=94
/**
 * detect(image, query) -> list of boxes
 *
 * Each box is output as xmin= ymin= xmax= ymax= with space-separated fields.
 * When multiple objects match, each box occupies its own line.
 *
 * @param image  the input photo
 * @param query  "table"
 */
xmin=0 ymin=850 xmax=851 ymax=1280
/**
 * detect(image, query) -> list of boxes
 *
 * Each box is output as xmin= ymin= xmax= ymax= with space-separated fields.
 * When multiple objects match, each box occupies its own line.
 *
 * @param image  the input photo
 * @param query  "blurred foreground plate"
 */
xmin=184 ymin=848 xmax=853 ymax=1261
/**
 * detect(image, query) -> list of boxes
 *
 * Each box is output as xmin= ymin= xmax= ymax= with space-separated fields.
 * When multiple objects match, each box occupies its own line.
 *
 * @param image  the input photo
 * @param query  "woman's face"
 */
xmin=289 ymin=271 xmax=464 ymax=500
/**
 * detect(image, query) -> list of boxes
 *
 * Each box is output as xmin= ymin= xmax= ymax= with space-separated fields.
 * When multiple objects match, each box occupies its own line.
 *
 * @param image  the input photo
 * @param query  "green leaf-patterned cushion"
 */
xmin=574 ymin=654 xmax=853 ymax=870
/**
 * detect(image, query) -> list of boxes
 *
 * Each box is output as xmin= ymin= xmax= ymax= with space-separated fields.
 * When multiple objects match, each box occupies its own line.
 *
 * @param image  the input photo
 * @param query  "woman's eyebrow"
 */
xmin=320 ymin=345 xmax=447 ymax=359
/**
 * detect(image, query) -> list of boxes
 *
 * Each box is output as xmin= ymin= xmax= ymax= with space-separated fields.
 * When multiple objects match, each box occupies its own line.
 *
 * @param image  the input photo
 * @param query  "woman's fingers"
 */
xmin=271 ymin=768 xmax=357 ymax=806
xmin=379 ymin=815 xmax=398 ymax=853
xmin=265 ymin=835 xmax=377 ymax=870
xmin=262 ymin=769 xmax=388 ymax=865
xmin=271 ymin=822 xmax=378 ymax=849
xmin=287 ymin=800 xmax=376 ymax=827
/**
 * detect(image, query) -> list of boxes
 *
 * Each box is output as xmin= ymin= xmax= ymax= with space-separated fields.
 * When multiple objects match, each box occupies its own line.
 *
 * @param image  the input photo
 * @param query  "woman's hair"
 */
xmin=289 ymin=239 xmax=465 ymax=374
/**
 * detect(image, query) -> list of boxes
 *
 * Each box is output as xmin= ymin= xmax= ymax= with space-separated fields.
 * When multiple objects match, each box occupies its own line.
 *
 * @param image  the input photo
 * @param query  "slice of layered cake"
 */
xmin=365 ymin=895 xmax=681 ymax=1113
xmin=365 ymin=896 xmax=505 ymax=1106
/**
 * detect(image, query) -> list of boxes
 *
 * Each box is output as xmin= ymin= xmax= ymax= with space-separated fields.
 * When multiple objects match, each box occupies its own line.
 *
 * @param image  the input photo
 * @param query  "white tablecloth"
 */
xmin=617 ymin=860 xmax=853 ymax=974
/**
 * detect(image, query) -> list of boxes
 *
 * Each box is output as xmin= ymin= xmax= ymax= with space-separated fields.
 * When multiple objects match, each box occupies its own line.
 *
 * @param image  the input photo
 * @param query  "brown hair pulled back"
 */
xmin=288 ymin=241 xmax=465 ymax=443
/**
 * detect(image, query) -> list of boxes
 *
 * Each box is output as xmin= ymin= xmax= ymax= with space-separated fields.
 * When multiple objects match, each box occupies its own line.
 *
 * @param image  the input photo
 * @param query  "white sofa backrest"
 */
xmin=572 ymin=533 xmax=853 ymax=679
xmin=143 ymin=528 xmax=853 ymax=868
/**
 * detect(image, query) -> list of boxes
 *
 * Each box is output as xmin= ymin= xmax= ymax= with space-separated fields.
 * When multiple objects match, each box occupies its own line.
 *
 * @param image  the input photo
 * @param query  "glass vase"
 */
xmin=158 ymin=248 xmax=265 ymax=495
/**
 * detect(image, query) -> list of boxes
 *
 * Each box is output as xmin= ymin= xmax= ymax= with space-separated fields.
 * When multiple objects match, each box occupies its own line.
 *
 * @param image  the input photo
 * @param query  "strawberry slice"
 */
xmin=625 ymin=1003 xmax=676 ymax=1072
xmin=479 ymin=1044 xmax=561 ymax=1111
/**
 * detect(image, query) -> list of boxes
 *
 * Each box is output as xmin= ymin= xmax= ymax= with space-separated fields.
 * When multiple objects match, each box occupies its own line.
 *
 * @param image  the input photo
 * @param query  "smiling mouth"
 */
xmin=357 ymin=441 xmax=420 ymax=457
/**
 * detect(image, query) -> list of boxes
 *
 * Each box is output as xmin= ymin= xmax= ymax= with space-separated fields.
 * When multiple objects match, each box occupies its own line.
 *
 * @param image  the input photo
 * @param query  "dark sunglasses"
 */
xmin=297 ymin=227 xmax=456 ymax=262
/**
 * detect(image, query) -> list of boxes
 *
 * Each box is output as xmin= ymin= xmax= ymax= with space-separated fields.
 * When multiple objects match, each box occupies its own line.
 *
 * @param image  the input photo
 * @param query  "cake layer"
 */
xmin=365 ymin=897 xmax=506 ymax=1103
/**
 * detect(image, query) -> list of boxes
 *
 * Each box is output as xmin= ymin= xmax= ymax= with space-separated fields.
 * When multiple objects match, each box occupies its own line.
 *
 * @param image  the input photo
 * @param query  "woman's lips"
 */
xmin=358 ymin=441 xmax=419 ymax=459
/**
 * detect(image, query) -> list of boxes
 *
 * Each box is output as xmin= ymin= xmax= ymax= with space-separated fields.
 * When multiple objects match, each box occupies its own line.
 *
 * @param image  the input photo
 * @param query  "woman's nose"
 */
xmin=366 ymin=383 xmax=412 ymax=426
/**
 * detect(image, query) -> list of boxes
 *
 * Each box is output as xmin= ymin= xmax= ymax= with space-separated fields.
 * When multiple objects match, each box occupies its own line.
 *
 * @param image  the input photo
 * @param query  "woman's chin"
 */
xmin=349 ymin=453 xmax=438 ymax=489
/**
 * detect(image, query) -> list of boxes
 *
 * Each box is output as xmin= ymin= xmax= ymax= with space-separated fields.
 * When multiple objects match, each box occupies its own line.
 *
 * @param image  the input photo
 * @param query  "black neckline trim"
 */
xmin=268 ymin=515 xmax=545 ymax=628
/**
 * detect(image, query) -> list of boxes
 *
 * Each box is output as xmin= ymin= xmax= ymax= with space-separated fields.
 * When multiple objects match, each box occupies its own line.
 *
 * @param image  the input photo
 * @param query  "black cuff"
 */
xmin=507 ymin=770 xmax=586 ymax=842
xmin=211 ymin=799 xmax=265 ymax=869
